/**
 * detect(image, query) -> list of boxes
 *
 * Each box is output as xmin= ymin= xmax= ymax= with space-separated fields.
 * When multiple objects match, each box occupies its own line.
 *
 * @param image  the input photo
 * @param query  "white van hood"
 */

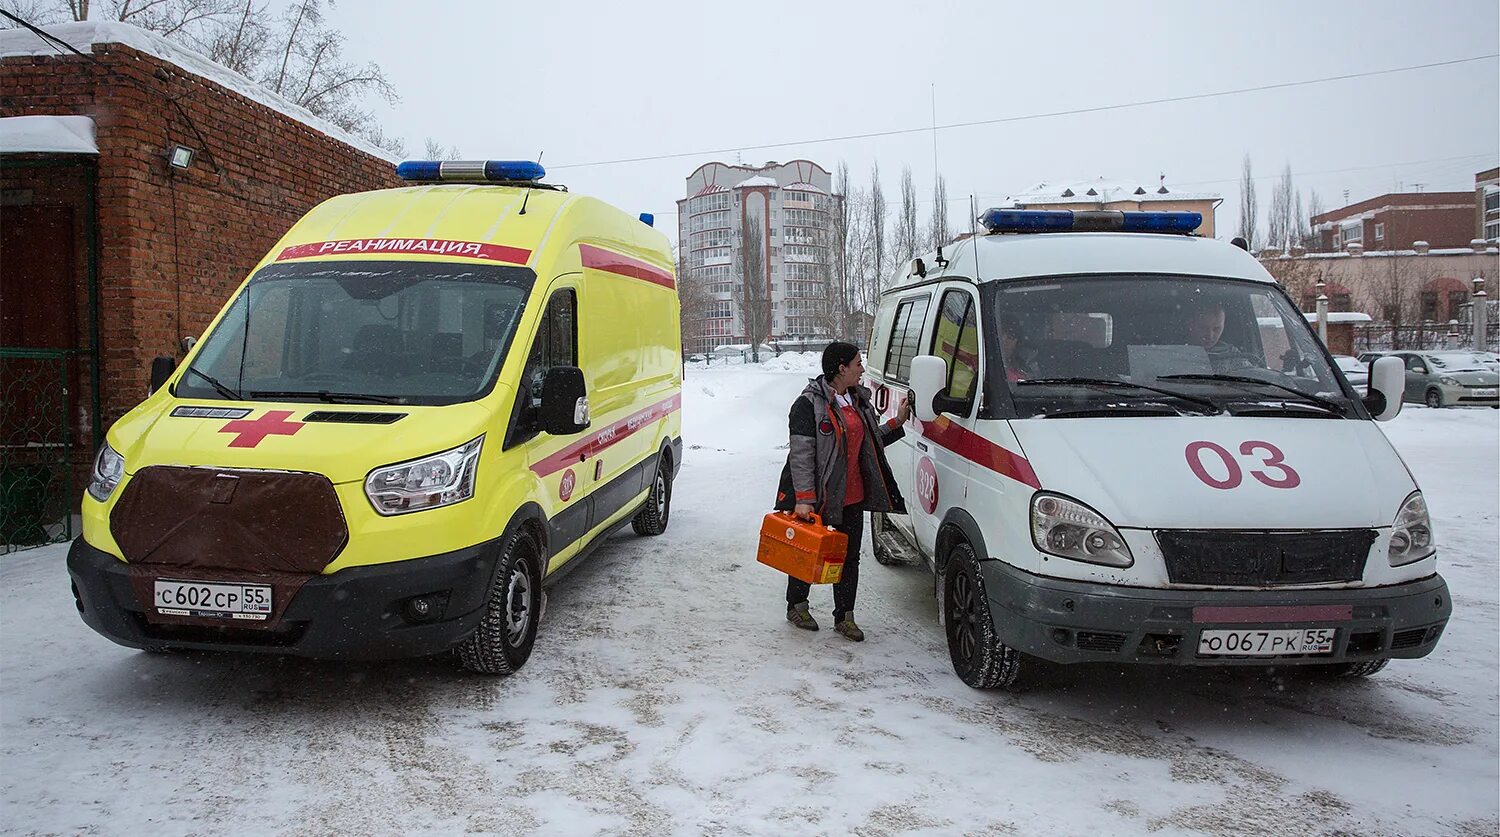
xmin=1010 ymin=417 xmax=1415 ymax=530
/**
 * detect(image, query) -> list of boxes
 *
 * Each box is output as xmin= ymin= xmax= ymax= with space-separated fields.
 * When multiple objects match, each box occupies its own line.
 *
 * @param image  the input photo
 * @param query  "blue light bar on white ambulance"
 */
xmin=396 ymin=160 xmax=547 ymax=183
xmin=979 ymin=208 xmax=1203 ymax=235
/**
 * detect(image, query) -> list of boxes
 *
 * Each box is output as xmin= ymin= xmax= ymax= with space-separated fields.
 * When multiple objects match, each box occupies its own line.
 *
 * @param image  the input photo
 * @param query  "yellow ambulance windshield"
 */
xmin=178 ymin=260 xmax=535 ymax=406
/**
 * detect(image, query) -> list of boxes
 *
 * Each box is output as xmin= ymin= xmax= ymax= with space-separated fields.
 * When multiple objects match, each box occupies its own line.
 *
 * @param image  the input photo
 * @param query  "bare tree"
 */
xmin=869 ymin=161 xmax=887 ymax=292
xmin=0 ymin=1 xmax=72 ymax=25
xmin=892 ymin=165 xmax=920 ymax=266
xmin=832 ymin=162 xmax=853 ymax=338
xmin=731 ymin=219 xmax=770 ymax=363
xmin=422 ymin=138 xmax=461 ymax=160
xmin=1238 ymin=154 xmax=1258 ymax=250
xmin=7 ymin=0 xmax=403 ymax=153
xmin=806 ymin=225 xmax=844 ymax=340
xmin=929 ymin=174 xmax=951 ymax=250
xmin=1305 ymin=190 xmax=1325 ymax=250
xmin=1267 ymin=163 xmax=1294 ymax=255
xmin=674 ymin=243 xmax=711 ymax=356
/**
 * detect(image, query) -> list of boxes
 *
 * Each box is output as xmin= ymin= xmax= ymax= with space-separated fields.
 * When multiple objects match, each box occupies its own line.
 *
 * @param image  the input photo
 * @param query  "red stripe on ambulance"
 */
xmin=920 ymin=415 xmax=1042 ymax=490
xmin=579 ymin=243 xmax=676 ymax=290
xmin=531 ymin=394 xmax=682 ymax=478
xmin=276 ymin=238 xmax=532 ymax=263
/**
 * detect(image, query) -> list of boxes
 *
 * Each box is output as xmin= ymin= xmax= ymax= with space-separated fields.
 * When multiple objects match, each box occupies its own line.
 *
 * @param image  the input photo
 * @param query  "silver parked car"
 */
xmin=1331 ymin=355 xmax=1369 ymax=396
xmin=1393 ymin=351 xmax=1500 ymax=408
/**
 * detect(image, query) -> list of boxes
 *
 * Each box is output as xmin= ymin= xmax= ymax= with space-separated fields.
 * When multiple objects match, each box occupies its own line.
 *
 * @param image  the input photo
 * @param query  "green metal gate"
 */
xmin=0 ymin=349 xmax=89 ymax=551
xmin=1 ymin=157 xmax=101 ymax=554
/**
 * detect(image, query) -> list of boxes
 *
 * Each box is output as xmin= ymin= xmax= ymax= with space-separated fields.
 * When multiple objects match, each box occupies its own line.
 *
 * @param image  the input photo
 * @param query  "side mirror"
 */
xmin=909 ymin=355 xmax=947 ymax=423
xmin=149 ymin=355 xmax=177 ymax=395
xmin=541 ymin=366 xmax=590 ymax=435
xmin=1364 ymin=355 xmax=1404 ymax=422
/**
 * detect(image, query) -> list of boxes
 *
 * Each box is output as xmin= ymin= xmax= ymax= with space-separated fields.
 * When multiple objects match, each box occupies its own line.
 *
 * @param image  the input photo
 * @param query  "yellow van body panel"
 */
xmin=82 ymin=182 xmax=681 ymax=584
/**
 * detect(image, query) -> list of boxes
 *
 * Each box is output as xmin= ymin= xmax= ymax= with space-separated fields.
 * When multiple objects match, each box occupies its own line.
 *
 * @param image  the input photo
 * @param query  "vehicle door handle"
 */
xmin=916 ymin=442 xmax=929 ymax=452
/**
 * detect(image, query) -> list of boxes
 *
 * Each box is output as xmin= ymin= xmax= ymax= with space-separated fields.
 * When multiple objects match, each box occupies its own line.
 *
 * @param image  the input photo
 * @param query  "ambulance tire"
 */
xmin=631 ymin=454 xmax=672 ymax=536
xmin=458 ymin=528 xmax=543 ymax=676
xmin=943 ymin=543 xmax=1037 ymax=691
xmin=1309 ymin=658 xmax=1390 ymax=679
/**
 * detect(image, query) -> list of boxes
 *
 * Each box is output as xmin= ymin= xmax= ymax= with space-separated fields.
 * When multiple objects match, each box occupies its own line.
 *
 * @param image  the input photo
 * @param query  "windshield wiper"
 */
xmin=1017 ymin=377 xmax=1220 ymax=414
xmin=1041 ymin=404 xmax=1183 ymax=418
xmin=186 ymin=367 xmax=242 ymax=401
xmin=1157 ymin=374 xmax=1346 ymax=415
xmin=248 ymin=390 xmax=403 ymax=404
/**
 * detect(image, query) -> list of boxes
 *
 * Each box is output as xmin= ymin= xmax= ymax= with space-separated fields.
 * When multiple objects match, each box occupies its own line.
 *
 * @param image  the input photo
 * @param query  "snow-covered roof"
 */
xmin=784 ymin=182 xmax=826 ymax=194
xmin=1004 ymin=177 xmax=1220 ymax=206
xmin=0 ymin=115 xmax=96 ymax=154
xmin=736 ymin=175 xmax=778 ymax=188
xmin=694 ymin=184 xmax=729 ymax=196
xmin=0 ymin=21 xmax=398 ymax=163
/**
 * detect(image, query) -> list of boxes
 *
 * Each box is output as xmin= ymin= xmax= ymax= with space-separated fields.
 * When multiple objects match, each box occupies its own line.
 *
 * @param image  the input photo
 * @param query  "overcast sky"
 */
xmin=331 ymin=0 xmax=1498 ymax=248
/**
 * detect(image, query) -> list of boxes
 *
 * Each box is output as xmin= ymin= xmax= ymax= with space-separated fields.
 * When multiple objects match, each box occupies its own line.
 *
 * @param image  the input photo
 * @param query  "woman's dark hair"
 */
xmin=822 ymin=341 xmax=860 ymax=379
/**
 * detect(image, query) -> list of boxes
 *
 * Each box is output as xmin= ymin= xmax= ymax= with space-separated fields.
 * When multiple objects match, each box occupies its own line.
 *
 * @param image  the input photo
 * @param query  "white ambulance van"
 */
xmin=864 ymin=208 xmax=1450 ymax=689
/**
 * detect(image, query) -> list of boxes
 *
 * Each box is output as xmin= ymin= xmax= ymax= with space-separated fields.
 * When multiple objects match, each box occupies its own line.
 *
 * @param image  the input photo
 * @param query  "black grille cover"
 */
xmin=1156 ymin=529 xmax=1376 ymax=586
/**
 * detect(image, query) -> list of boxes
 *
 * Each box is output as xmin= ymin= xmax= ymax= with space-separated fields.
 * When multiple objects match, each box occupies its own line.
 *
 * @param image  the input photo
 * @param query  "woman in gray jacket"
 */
xmin=773 ymin=342 xmax=909 ymax=640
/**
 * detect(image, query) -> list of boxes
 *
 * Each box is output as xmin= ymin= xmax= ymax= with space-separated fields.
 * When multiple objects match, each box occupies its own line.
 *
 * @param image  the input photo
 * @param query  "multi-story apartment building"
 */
xmin=677 ymin=160 xmax=842 ymax=355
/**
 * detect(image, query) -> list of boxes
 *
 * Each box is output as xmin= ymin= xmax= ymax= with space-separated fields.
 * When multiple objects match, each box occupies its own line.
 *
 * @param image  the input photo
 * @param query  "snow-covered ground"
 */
xmin=2 ymin=366 xmax=1496 ymax=836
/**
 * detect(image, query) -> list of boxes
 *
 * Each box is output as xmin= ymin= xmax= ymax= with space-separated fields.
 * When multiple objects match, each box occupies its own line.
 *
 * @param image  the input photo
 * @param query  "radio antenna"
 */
xmin=931 ymin=84 xmax=947 ymax=267
xmin=520 ymin=149 xmax=544 ymax=216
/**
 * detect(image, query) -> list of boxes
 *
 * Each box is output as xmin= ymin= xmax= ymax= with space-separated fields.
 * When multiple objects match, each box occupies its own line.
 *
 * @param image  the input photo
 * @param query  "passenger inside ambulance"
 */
xmin=1001 ymin=276 xmax=1358 ymax=418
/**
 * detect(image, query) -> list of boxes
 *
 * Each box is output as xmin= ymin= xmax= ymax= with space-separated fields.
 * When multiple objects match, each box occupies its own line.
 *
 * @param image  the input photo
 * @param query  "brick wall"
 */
xmin=1 ymin=43 xmax=402 ymax=427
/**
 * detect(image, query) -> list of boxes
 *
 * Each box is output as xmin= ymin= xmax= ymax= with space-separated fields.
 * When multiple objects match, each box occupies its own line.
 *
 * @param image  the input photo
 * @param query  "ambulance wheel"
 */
xmin=943 ymin=543 xmax=1036 ymax=690
xmin=631 ymin=454 xmax=672 ymax=536
xmin=458 ymin=529 xmax=542 ymax=675
xmin=1309 ymin=658 xmax=1390 ymax=679
xmin=1424 ymin=388 xmax=1444 ymax=409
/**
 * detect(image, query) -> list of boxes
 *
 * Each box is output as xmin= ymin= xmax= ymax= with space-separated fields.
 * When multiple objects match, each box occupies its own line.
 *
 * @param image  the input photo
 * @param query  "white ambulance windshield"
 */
xmin=177 ymin=260 xmax=534 ymax=406
xmin=989 ymin=275 xmax=1361 ymax=418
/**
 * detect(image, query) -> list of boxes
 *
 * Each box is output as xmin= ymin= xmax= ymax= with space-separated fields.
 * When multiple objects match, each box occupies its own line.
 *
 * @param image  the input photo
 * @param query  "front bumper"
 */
xmin=979 ymin=560 xmax=1450 ymax=666
xmin=67 ymin=536 xmax=501 ymax=660
xmin=1436 ymin=382 xmax=1500 ymax=406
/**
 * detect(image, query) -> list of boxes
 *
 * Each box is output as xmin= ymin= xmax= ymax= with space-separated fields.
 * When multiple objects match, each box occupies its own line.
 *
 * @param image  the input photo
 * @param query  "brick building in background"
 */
xmin=0 ymin=21 xmax=401 ymax=547
xmin=1310 ymin=190 xmax=1476 ymax=253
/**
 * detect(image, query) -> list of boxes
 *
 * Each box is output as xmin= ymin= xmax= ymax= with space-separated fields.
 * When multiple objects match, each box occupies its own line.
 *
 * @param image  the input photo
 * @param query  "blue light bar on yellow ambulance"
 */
xmin=396 ymin=160 xmax=547 ymax=183
xmin=979 ymin=208 xmax=1203 ymax=235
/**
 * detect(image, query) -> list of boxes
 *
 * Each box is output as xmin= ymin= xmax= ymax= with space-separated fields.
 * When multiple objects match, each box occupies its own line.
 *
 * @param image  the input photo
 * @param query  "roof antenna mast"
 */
xmin=931 ymin=84 xmax=948 ymax=268
xmin=520 ymin=150 xmax=544 ymax=216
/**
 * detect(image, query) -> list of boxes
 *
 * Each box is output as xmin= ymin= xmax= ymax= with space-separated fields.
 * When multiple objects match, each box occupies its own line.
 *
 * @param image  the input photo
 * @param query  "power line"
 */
xmin=552 ymin=54 xmax=1497 ymax=171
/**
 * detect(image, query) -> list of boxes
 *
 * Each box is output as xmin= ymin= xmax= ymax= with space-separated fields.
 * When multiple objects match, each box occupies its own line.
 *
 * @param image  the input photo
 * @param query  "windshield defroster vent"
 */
xmin=302 ymin=411 xmax=406 ymax=424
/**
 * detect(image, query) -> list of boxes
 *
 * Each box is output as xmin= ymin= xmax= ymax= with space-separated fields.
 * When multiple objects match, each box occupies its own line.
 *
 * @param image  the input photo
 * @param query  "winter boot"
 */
xmin=786 ymin=602 xmax=819 ymax=631
xmin=834 ymin=615 xmax=865 ymax=642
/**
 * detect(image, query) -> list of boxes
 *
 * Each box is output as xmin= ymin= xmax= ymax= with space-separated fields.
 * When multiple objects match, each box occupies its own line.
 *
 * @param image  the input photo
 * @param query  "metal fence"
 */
xmin=1 ymin=349 xmax=93 ymax=553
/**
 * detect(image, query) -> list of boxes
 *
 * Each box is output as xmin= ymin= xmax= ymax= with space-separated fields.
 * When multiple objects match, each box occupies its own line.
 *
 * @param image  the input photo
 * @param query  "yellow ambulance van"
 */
xmin=67 ymin=160 xmax=683 ymax=675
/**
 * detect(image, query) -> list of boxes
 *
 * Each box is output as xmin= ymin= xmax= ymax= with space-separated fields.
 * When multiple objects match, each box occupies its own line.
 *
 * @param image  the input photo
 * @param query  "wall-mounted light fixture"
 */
xmin=168 ymin=144 xmax=194 ymax=170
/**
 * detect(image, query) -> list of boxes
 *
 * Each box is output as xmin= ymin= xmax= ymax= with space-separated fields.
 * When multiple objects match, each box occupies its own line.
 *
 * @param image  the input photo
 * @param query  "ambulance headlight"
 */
xmin=87 ymin=442 xmax=126 ymax=502
xmin=365 ymin=436 xmax=483 ymax=515
xmin=1388 ymin=491 xmax=1435 ymax=566
xmin=1030 ymin=492 xmax=1133 ymax=568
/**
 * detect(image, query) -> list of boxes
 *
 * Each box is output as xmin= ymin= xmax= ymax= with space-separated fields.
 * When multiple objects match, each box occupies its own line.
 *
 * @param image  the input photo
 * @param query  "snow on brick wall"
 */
xmin=1 ymin=44 xmax=403 ymax=425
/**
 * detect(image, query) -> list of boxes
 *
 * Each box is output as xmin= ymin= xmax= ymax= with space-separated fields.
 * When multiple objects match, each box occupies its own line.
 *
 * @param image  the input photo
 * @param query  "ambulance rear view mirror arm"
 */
xmin=1364 ymin=355 xmax=1404 ymax=422
xmin=540 ymin=366 xmax=590 ymax=435
xmin=909 ymin=355 xmax=948 ymax=423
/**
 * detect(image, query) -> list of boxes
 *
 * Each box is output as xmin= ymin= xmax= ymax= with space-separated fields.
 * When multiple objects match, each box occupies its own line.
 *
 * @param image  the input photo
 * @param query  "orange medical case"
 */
xmin=757 ymin=511 xmax=847 ymax=584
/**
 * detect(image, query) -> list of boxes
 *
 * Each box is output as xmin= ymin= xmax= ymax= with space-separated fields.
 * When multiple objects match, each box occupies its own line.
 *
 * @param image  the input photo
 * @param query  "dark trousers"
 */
xmin=786 ymin=502 xmax=864 ymax=621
